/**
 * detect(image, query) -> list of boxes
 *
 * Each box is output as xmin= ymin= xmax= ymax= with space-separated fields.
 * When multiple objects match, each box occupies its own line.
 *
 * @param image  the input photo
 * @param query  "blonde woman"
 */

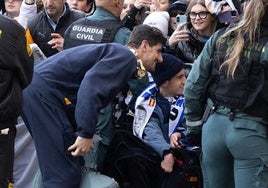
xmin=184 ymin=0 xmax=268 ymax=187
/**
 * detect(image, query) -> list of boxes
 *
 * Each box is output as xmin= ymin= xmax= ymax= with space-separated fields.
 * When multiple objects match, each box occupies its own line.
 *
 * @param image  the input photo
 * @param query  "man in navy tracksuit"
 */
xmin=21 ymin=24 xmax=165 ymax=188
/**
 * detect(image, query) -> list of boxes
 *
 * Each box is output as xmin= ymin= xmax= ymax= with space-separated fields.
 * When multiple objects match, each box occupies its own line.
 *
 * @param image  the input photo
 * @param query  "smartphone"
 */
xmin=176 ymin=14 xmax=187 ymax=30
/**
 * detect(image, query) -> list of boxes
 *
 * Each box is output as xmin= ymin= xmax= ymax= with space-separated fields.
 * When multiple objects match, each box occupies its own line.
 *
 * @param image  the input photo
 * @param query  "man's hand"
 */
xmin=134 ymin=0 xmax=152 ymax=9
xmin=170 ymin=132 xmax=182 ymax=148
xmin=48 ymin=33 xmax=64 ymax=52
xmin=68 ymin=136 xmax=94 ymax=157
xmin=161 ymin=153 xmax=174 ymax=173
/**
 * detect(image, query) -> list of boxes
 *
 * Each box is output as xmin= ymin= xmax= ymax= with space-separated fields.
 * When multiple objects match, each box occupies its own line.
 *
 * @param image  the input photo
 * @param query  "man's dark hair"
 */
xmin=127 ymin=24 xmax=166 ymax=48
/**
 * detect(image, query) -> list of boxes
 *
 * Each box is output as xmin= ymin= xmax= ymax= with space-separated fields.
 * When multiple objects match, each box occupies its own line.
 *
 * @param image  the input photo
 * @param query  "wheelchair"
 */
xmin=170 ymin=140 xmax=203 ymax=188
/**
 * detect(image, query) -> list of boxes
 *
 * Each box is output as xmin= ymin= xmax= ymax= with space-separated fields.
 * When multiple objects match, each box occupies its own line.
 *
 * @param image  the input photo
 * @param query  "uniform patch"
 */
xmin=69 ymin=24 xmax=106 ymax=42
xmin=148 ymin=98 xmax=155 ymax=106
xmin=64 ymin=97 xmax=72 ymax=105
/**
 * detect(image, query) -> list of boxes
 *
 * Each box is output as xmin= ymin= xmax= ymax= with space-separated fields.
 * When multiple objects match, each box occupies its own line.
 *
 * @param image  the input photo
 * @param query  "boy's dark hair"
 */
xmin=127 ymin=24 xmax=166 ymax=48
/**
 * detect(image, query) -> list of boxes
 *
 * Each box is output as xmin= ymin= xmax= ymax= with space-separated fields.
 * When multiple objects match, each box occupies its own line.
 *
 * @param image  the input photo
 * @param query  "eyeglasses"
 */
xmin=189 ymin=11 xmax=210 ymax=19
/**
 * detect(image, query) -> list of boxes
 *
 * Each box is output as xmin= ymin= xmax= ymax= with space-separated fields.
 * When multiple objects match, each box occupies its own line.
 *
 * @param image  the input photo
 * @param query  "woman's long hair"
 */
xmin=217 ymin=0 xmax=268 ymax=78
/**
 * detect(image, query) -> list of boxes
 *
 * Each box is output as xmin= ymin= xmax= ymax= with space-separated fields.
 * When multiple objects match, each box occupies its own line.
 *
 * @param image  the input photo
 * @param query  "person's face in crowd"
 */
xmin=120 ymin=0 xmax=135 ymax=19
xmin=169 ymin=10 xmax=185 ymax=31
xmin=42 ymin=0 xmax=66 ymax=21
xmin=67 ymin=0 xmax=92 ymax=13
xmin=139 ymin=41 xmax=163 ymax=72
xmin=4 ymin=0 xmax=22 ymax=18
xmin=189 ymin=3 xmax=216 ymax=35
xmin=158 ymin=0 xmax=169 ymax=11
xmin=150 ymin=0 xmax=168 ymax=11
xmin=169 ymin=16 xmax=177 ymax=31
xmin=164 ymin=69 xmax=186 ymax=97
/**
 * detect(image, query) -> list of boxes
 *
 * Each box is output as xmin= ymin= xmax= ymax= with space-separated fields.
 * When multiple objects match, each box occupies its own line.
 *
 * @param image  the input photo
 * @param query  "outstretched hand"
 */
xmin=68 ymin=136 xmax=94 ymax=157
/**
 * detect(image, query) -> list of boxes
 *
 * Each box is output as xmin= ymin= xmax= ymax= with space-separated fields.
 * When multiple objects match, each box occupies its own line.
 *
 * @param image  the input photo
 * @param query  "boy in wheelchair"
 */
xmin=102 ymin=53 xmax=203 ymax=188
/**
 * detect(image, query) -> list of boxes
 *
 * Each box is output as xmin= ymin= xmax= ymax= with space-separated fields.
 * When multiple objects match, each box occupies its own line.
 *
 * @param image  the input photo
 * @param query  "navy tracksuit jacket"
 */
xmin=22 ymin=43 xmax=137 ymax=188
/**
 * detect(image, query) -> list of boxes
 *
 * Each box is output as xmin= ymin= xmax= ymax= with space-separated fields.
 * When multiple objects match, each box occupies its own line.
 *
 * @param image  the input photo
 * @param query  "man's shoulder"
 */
xmin=114 ymin=26 xmax=131 ymax=45
xmin=0 ymin=15 xmax=25 ymax=49
xmin=72 ymin=17 xmax=121 ymax=25
xmin=0 ymin=15 xmax=23 ymax=30
xmin=27 ymin=11 xmax=45 ymax=26
xmin=105 ymin=43 xmax=131 ymax=53
xmin=68 ymin=9 xmax=86 ymax=20
xmin=117 ymin=26 xmax=131 ymax=33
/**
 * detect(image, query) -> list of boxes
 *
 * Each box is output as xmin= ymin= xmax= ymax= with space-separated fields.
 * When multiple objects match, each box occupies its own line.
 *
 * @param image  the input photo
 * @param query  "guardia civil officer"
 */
xmin=0 ymin=15 xmax=33 ymax=188
xmin=184 ymin=0 xmax=268 ymax=187
xmin=21 ymin=24 xmax=165 ymax=188
xmin=64 ymin=0 xmax=131 ymax=48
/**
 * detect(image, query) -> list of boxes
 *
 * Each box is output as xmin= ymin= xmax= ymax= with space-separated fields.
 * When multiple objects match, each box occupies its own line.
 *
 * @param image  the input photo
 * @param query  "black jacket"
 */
xmin=176 ymin=28 xmax=207 ymax=63
xmin=163 ymin=27 xmax=207 ymax=64
xmin=0 ymin=15 xmax=34 ymax=129
xmin=28 ymin=3 xmax=85 ymax=57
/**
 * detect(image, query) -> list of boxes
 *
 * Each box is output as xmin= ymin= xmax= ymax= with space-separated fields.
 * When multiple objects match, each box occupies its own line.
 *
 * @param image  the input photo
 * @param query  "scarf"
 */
xmin=133 ymin=83 xmax=185 ymax=139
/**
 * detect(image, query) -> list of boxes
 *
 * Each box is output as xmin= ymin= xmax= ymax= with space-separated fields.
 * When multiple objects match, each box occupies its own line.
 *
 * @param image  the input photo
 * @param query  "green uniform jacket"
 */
xmin=184 ymin=29 xmax=268 ymax=135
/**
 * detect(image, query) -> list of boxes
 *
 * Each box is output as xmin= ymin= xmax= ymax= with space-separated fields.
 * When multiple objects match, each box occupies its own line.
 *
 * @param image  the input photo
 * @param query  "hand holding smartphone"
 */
xmin=176 ymin=14 xmax=187 ymax=30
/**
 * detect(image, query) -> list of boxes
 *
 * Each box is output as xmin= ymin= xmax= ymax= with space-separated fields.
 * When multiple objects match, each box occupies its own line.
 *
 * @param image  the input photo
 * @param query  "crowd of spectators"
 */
xmin=1 ymin=0 xmax=267 ymax=188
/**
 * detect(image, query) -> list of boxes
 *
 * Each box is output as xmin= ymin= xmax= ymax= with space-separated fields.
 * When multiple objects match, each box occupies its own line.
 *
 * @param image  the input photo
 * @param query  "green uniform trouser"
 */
xmin=201 ymin=112 xmax=268 ymax=188
xmin=95 ymin=103 xmax=115 ymax=171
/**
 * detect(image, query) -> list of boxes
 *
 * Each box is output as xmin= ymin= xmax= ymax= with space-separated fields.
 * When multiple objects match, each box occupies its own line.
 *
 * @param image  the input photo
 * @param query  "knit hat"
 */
xmin=143 ymin=11 xmax=170 ymax=38
xmin=152 ymin=53 xmax=186 ymax=86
